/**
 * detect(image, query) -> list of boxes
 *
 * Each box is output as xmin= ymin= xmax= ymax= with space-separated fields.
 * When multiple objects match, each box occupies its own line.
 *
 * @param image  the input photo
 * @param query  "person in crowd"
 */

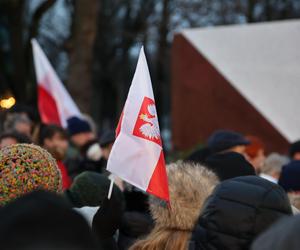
xmin=245 ymin=135 xmax=266 ymax=173
xmin=3 ymin=112 xmax=32 ymax=137
xmin=0 ymin=143 xmax=62 ymax=206
xmin=0 ymin=131 xmax=31 ymax=149
xmin=207 ymin=129 xmax=250 ymax=156
xmin=287 ymin=193 xmax=300 ymax=211
xmin=66 ymin=117 xmax=104 ymax=177
xmin=118 ymin=211 xmax=154 ymax=250
xmin=93 ymin=195 xmax=125 ymax=250
xmin=39 ymin=124 xmax=72 ymax=189
xmin=99 ymin=130 xmax=115 ymax=161
xmin=260 ymin=153 xmax=288 ymax=183
xmin=0 ymin=190 xmax=99 ymax=250
xmin=289 ymin=140 xmax=300 ymax=160
xmin=278 ymin=160 xmax=300 ymax=192
xmin=99 ymin=129 xmax=126 ymax=191
xmin=65 ymin=171 xmax=125 ymax=250
xmin=251 ymin=214 xmax=300 ymax=250
xmin=186 ymin=146 xmax=212 ymax=164
xmin=204 ymin=151 xmax=256 ymax=181
xmin=187 ymin=129 xmax=251 ymax=167
xmin=130 ymin=161 xmax=219 ymax=250
xmin=191 ymin=176 xmax=292 ymax=250
xmin=278 ymin=141 xmax=300 ymax=208
xmin=67 ymin=116 xmax=97 ymax=150
xmin=65 ymin=171 xmax=124 ymax=211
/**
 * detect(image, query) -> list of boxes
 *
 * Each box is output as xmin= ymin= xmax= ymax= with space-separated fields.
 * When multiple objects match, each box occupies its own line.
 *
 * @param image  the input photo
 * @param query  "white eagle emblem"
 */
xmin=139 ymin=104 xmax=160 ymax=140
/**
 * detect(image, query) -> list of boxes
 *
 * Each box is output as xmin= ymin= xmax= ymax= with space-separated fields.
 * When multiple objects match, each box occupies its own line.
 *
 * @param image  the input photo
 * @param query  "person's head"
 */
xmin=192 ymin=176 xmax=292 ymax=250
xmin=288 ymin=193 xmax=300 ymax=211
xmin=207 ymin=130 xmax=250 ymax=155
xmin=99 ymin=130 xmax=115 ymax=160
xmin=261 ymin=153 xmax=289 ymax=181
xmin=0 ymin=190 xmax=99 ymax=250
xmin=130 ymin=161 xmax=219 ymax=250
xmin=204 ymin=151 xmax=256 ymax=181
xmin=4 ymin=113 xmax=32 ymax=137
xmin=0 ymin=131 xmax=31 ymax=149
xmin=0 ymin=144 xmax=62 ymax=206
xmin=66 ymin=171 xmax=124 ymax=208
xmin=39 ymin=124 xmax=69 ymax=160
xmin=279 ymin=161 xmax=300 ymax=193
xmin=289 ymin=140 xmax=300 ymax=160
xmin=67 ymin=117 xmax=95 ymax=148
xmin=245 ymin=136 xmax=265 ymax=173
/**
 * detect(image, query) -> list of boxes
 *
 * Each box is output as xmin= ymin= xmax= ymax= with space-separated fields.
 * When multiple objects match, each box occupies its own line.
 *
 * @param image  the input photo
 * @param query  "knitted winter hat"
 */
xmin=66 ymin=171 xmax=124 ymax=208
xmin=150 ymin=161 xmax=219 ymax=231
xmin=67 ymin=117 xmax=91 ymax=136
xmin=0 ymin=144 xmax=62 ymax=206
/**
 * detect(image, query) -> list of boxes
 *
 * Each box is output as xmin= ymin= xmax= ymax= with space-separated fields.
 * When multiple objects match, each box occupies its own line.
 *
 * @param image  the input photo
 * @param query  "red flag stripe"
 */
xmin=38 ymin=85 xmax=61 ymax=125
xmin=146 ymin=151 xmax=169 ymax=201
xmin=115 ymin=110 xmax=124 ymax=137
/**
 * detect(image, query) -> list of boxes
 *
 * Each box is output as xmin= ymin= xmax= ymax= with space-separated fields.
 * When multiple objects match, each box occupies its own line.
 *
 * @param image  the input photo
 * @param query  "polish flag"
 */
xmin=31 ymin=39 xmax=81 ymax=127
xmin=107 ymin=48 xmax=169 ymax=202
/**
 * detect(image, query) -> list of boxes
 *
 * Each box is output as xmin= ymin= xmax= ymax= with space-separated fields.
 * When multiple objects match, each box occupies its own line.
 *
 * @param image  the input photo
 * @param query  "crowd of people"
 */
xmin=1 ymin=105 xmax=300 ymax=250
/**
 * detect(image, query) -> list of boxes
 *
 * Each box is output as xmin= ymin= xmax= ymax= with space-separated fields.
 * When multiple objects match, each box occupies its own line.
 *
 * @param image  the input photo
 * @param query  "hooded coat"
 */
xmin=191 ymin=176 xmax=292 ymax=250
xmin=130 ymin=161 xmax=219 ymax=250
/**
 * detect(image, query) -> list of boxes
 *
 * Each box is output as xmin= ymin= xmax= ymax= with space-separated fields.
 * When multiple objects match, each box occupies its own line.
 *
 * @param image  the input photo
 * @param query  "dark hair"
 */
xmin=39 ymin=124 xmax=68 ymax=145
xmin=0 ymin=131 xmax=31 ymax=144
xmin=289 ymin=141 xmax=300 ymax=158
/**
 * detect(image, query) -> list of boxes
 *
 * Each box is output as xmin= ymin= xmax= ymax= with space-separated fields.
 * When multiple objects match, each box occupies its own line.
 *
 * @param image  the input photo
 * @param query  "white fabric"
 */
xmin=260 ymin=173 xmax=278 ymax=184
xmin=73 ymin=206 xmax=99 ymax=227
xmin=107 ymin=47 xmax=162 ymax=191
xmin=31 ymin=39 xmax=82 ymax=127
xmin=182 ymin=20 xmax=300 ymax=142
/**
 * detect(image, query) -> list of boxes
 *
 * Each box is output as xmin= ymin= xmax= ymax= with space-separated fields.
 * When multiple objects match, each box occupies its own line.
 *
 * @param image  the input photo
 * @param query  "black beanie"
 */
xmin=204 ymin=152 xmax=256 ymax=181
xmin=67 ymin=117 xmax=91 ymax=136
xmin=0 ymin=190 xmax=99 ymax=250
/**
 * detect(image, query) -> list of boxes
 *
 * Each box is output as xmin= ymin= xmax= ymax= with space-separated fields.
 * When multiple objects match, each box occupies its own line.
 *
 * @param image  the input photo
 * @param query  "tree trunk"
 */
xmin=155 ymin=0 xmax=171 ymax=122
xmin=67 ymin=0 xmax=99 ymax=114
xmin=8 ymin=0 xmax=26 ymax=102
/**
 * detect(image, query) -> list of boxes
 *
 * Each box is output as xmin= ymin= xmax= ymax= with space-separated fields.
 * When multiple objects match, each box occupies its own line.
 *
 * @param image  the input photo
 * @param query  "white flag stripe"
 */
xmin=108 ymin=133 xmax=161 ymax=191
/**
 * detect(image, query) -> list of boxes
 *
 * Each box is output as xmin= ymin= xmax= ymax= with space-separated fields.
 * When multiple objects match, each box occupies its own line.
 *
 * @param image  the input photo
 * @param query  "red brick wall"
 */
xmin=171 ymin=34 xmax=289 ymax=153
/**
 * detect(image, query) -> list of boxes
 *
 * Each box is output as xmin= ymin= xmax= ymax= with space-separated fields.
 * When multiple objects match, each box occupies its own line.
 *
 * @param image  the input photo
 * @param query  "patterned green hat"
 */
xmin=0 ymin=144 xmax=62 ymax=206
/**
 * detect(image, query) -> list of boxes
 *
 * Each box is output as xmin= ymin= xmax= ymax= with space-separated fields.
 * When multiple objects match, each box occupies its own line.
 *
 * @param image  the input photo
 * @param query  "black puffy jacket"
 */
xmin=191 ymin=176 xmax=292 ymax=250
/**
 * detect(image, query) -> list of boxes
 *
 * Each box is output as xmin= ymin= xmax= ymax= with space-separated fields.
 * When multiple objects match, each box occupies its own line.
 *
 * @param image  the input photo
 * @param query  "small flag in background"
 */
xmin=107 ymin=47 xmax=169 ymax=202
xmin=31 ymin=39 xmax=82 ymax=127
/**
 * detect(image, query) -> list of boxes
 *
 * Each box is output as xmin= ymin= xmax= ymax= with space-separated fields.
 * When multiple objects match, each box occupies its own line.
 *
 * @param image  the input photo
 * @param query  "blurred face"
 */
xmin=230 ymin=145 xmax=247 ymax=156
xmin=15 ymin=122 xmax=31 ymax=137
xmin=71 ymin=132 xmax=95 ymax=148
xmin=0 ymin=137 xmax=17 ymax=149
xmin=44 ymin=132 xmax=69 ymax=160
xmin=102 ymin=143 xmax=113 ymax=160
xmin=247 ymin=149 xmax=266 ymax=173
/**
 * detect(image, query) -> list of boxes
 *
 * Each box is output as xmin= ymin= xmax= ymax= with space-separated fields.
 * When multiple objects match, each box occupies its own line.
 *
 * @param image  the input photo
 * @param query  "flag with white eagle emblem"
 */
xmin=107 ymin=47 xmax=169 ymax=202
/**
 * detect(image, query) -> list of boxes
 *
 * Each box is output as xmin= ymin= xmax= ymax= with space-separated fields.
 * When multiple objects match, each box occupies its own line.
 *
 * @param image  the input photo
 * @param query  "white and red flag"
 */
xmin=107 ymin=47 xmax=169 ymax=202
xmin=31 ymin=39 xmax=81 ymax=127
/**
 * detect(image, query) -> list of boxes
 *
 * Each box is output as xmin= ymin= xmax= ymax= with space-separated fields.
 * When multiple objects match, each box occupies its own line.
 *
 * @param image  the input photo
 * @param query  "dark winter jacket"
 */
xmin=191 ymin=176 xmax=292 ymax=250
xmin=251 ymin=214 xmax=300 ymax=250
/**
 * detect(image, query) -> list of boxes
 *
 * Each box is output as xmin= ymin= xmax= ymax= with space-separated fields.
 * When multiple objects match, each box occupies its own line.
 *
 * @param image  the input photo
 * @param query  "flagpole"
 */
xmin=107 ymin=176 xmax=114 ymax=199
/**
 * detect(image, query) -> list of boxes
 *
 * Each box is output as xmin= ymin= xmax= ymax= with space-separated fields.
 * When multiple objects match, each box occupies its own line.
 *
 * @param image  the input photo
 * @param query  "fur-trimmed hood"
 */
xmin=149 ymin=161 xmax=219 ymax=231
